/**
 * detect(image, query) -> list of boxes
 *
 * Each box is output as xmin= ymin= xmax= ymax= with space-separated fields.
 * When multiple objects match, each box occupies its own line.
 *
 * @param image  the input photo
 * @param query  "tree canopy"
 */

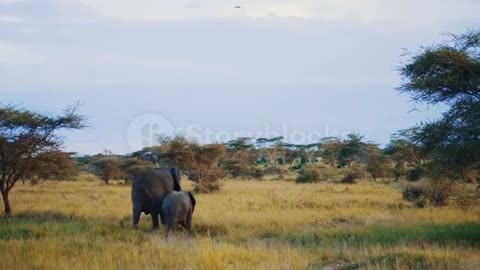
xmin=399 ymin=29 xmax=480 ymax=182
xmin=0 ymin=104 xmax=85 ymax=214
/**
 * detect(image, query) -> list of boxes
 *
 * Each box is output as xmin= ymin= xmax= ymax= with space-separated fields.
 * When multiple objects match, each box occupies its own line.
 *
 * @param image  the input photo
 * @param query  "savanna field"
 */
xmin=1 ymin=175 xmax=479 ymax=270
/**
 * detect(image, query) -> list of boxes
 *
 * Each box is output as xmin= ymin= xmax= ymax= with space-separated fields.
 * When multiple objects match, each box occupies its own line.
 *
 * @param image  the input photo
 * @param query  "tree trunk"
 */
xmin=1 ymin=188 xmax=11 ymax=216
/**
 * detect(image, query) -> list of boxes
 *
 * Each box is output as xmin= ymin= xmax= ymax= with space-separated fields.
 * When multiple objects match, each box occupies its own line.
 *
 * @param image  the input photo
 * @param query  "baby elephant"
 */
xmin=161 ymin=191 xmax=196 ymax=237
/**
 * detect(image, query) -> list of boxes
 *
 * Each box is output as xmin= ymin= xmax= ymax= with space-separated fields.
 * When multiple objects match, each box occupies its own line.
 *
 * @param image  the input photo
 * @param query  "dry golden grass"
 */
xmin=1 ymin=175 xmax=479 ymax=269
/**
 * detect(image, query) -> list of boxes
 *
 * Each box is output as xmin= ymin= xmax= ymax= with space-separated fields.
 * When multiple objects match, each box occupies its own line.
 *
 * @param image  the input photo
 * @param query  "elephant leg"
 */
xmin=159 ymin=209 xmax=166 ymax=225
xmin=132 ymin=205 xmax=141 ymax=229
xmin=165 ymin=222 xmax=174 ymax=239
xmin=151 ymin=211 xmax=160 ymax=231
xmin=186 ymin=212 xmax=193 ymax=232
xmin=158 ymin=202 xmax=167 ymax=225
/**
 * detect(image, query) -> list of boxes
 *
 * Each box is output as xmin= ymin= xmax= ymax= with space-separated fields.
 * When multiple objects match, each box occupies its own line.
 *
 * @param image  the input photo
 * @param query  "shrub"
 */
xmin=407 ymin=167 xmax=423 ymax=181
xmin=402 ymin=185 xmax=425 ymax=202
xmin=263 ymin=167 xmax=285 ymax=180
xmin=340 ymin=174 xmax=356 ymax=184
xmin=339 ymin=165 xmax=367 ymax=184
xmin=252 ymin=168 xmax=264 ymax=180
xmin=93 ymin=158 xmax=123 ymax=184
xmin=423 ymin=179 xmax=453 ymax=207
xmin=194 ymin=180 xmax=222 ymax=193
xmin=120 ymin=158 xmax=155 ymax=184
xmin=452 ymin=184 xmax=480 ymax=207
xmin=402 ymin=180 xmax=455 ymax=207
xmin=296 ymin=166 xmax=331 ymax=183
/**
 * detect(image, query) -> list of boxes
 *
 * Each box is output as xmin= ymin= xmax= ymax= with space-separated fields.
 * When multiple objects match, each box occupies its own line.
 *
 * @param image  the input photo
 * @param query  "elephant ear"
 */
xmin=188 ymin=192 xmax=196 ymax=212
xmin=170 ymin=167 xmax=182 ymax=191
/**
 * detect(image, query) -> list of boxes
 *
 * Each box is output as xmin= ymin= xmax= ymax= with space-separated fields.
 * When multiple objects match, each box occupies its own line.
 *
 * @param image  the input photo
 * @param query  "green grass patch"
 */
xmin=265 ymin=223 xmax=480 ymax=248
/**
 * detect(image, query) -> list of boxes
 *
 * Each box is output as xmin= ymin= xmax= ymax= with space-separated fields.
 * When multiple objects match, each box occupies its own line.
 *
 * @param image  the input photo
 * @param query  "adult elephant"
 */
xmin=131 ymin=167 xmax=182 ymax=230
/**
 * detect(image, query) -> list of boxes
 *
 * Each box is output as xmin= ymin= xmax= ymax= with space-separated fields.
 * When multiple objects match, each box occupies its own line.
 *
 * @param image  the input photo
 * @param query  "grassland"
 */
xmin=0 ymin=177 xmax=479 ymax=269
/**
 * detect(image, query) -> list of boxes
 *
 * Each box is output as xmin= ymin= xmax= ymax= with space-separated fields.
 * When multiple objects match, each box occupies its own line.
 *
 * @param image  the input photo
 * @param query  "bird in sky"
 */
xmin=234 ymin=5 xmax=241 ymax=9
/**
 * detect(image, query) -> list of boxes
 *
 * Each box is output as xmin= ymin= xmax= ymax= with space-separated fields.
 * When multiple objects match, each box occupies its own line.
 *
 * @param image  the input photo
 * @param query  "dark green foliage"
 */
xmin=364 ymin=144 xmax=390 ymax=181
xmin=398 ymin=30 xmax=480 ymax=183
xmin=407 ymin=167 xmax=424 ymax=182
xmin=339 ymin=134 xmax=365 ymax=168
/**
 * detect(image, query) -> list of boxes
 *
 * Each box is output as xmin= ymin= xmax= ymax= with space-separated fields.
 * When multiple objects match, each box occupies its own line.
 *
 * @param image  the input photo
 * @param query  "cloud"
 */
xmin=0 ymin=41 xmax=45 ymax=64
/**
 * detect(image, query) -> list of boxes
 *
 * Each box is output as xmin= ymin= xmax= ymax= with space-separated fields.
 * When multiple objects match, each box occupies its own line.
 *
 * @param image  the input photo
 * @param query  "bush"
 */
xmin=452 ymin=184 xmax=480 ymax=207
xmin=407 ymin=167 xmax=423 ymax=181
xmin=402 ymin=185 xmax=425 ymax=202
xmin=340 ymin=174 xmax=356 ymax=184
xmin=263 ymin=167 xmax=285 ymax=180
xmin=120 ymin=158 xmax=155 ymax=184
xmin=402 ymin=180 xmax=455 ymax=207
xmin=194 ymin=180 xmax=222 ymax=193
xmin=93 ymin=158 xmax=123 ymax=184
xmin=423 ymin=179 xmax=453 ymax=207
xmin=296 ymin=166 xmax=331 ymax=183
xmin=251 ymin=168 xmax=264 ymax=180
xmin=339 ymin=165 xmax=367 ymax=184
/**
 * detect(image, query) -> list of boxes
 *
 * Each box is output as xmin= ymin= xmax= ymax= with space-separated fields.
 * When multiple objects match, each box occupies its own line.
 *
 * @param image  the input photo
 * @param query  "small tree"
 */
xmin=364 ymin=144 xmax=390 ymax=181
xmin=294 ymin=143 xmax=321 ymax=165
xmin=339 ymin=134 xmax=365 ymax=168
xmin=120 ymin=157 xmax=155 ymax=184
xmin=255 ymin=137 xmax=284 ymax=168
xmin=0 ymin=104 xmax=85 ymax=215
xmin=26 ymin=151 xmax=79 ymax=182
xmin=222 ymin=137 xmax=257 ymax=178
xmin=320 ymin=137 xmax=343 ymax=168
xmin=159 ymin=136 xmax=226 ymax=193
xmin=93 ymin=158 xmax=123 ymax=184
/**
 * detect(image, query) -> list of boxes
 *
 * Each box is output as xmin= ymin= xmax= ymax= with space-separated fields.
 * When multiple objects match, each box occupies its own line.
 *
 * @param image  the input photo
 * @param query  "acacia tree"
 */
xmin=0 ymin=105 xmax=85 ymax=215
xmin=255 ymin=136 xmax=284 ymax=168
xmin=293 ymin=143 xmax=321 ymax=165
xmin=364 ymin=144 xmax=390 ymax=181
xmin=159 ymin=136 xmax=226 ymax=193
xmin=222 ymin=137 xmax=257 ymax=178
xmin=338 ymin=134 xmax=366 ymax=168
xmin=399 ymin=30 xmax=480 ymax=183
xmin=320 ymin=137 xmax=343 ymax=168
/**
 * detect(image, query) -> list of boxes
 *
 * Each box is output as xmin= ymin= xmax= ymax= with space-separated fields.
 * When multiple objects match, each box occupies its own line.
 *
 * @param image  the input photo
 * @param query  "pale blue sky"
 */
xmin=1 ymin=0 xmax=479 ymax=154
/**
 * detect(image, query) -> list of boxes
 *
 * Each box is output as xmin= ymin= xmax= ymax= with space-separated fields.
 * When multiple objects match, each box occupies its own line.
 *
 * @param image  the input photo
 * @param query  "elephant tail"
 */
xmin=170 ymin=167 xmax=182 ymax=191
xmin=188 ymin=192 xmax=196 ymax=212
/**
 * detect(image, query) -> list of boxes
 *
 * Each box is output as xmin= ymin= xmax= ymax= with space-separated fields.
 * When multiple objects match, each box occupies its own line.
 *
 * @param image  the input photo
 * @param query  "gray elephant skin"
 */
xmin=162 ymin=191 xmax=196 ymax=237
xmin=131 ymin=167 xmax=181 ymax=230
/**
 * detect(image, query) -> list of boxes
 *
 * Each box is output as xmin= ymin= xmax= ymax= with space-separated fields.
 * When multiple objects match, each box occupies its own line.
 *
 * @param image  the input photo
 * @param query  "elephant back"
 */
xmin=132 ymin=167 xmax=182 ymax=199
